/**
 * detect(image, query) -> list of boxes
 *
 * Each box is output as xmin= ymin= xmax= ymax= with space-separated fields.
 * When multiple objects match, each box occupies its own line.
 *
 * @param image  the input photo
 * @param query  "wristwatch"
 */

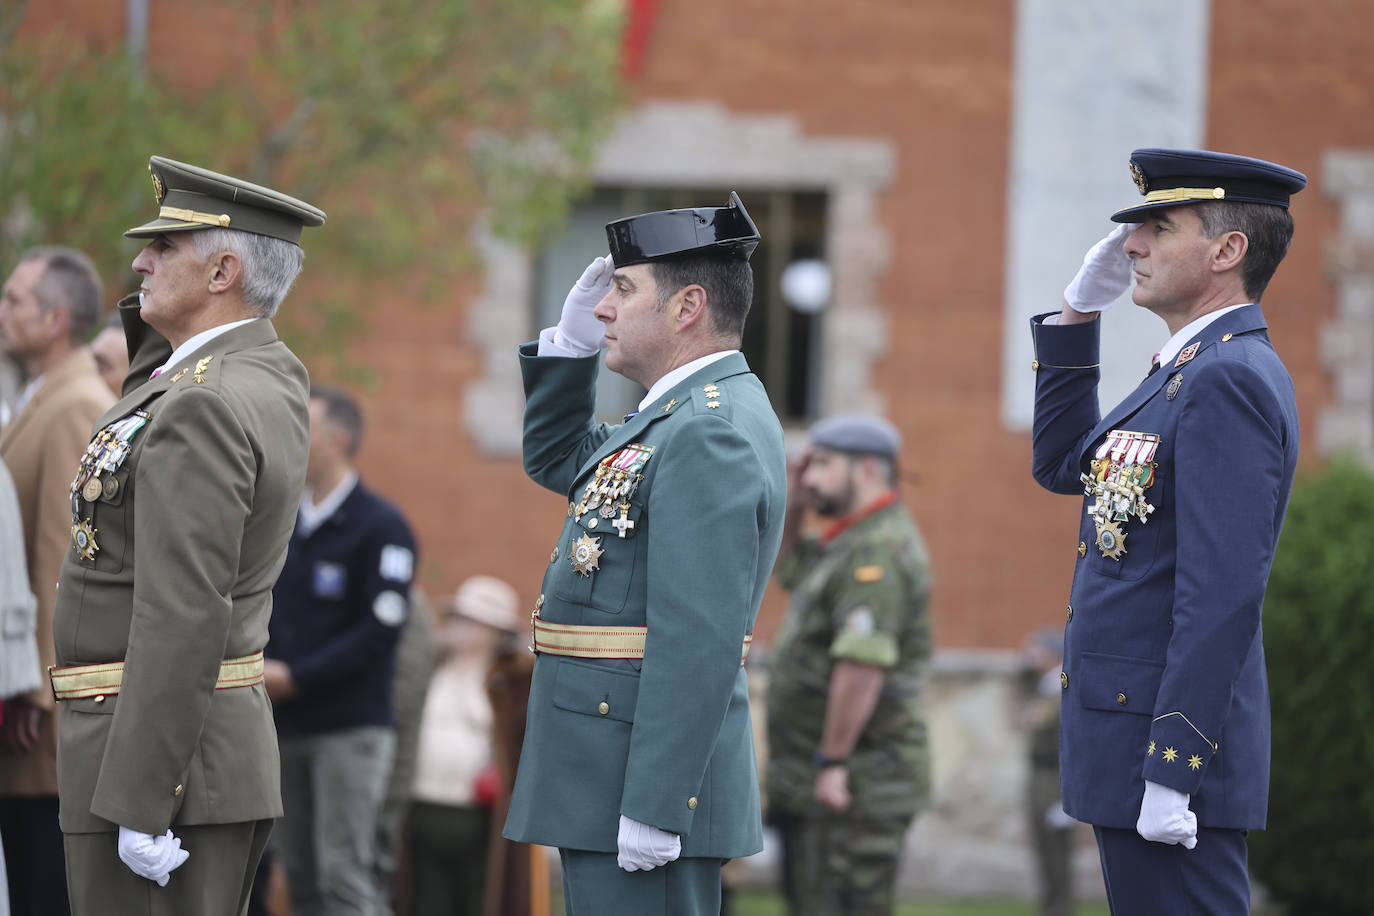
xmin=812 ymin=752 xmax=848 ymax=769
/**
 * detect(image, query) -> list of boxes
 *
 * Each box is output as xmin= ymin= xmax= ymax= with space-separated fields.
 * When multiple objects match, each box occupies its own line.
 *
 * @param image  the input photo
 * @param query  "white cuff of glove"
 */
xmin=616 ymin=814 xmax=681 ymax=872
xmin=553 ymin=255 xmax=614 ymax=356
xmin=1135 ymin=779 xmax=1198 ymax=849
xmin=1064 ymin=222 xmax=1139 ymax=314
xmin=117 ymin=826 xmax=191 ymax=886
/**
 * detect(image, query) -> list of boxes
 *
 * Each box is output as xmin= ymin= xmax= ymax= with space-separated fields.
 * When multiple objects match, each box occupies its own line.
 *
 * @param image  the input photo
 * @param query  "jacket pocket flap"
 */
xmin=552 ymin=659 xmax=639 ymax=724
xmin=1077 ymin=651 xmax=1164 ymax=714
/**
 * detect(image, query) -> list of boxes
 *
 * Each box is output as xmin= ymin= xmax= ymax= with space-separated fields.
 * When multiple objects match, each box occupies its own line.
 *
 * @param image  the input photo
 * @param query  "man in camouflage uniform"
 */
xmin=765 ymin=415 xmax=932 ymax=916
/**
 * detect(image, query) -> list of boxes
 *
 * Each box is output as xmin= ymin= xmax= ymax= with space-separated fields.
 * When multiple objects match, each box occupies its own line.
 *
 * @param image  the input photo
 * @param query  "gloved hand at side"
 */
xmin=1135 ymin=779 xmax=1197 ymax=849
xmin=117 ymin=826 xmax=190 ymax=886
xmin=616 ymin=814 xmax=681 ymax=872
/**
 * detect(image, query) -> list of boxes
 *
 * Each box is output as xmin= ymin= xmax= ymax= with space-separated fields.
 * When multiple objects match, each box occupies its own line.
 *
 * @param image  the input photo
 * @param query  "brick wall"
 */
xmin=19 ymin=0 xmax=1374 ymax=650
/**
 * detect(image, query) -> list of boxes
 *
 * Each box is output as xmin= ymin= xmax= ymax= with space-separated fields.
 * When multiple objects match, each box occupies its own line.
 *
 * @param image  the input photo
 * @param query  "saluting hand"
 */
xmin=1063 ymin=222 xmax=1140 ymax=318
xmin=554 ymin=256 xmax=615 ymax=356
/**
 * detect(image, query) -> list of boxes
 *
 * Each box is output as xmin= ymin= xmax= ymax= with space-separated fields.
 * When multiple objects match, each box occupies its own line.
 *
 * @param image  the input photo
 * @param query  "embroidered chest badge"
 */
xmin=1080 ymin=429 xmax=1161 ymax=561
xmin=1174 ymin=342 xmax=1200 ymax=368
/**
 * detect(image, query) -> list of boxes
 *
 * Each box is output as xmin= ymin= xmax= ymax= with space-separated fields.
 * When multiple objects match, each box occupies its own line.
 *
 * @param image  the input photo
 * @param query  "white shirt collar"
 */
xmin=1155 ymin=304 xmax=1251 ymax=368
xmin=297 ymin=471 xmax=359 ymax=538
xmin=637 ymin=350 xmax=736 ymax=413
xmin=153 ymin=317 xmax=259 ymax=377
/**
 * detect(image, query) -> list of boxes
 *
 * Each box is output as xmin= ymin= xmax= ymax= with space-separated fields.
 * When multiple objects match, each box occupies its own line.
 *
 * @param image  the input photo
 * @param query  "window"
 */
xmin=533 ymin=186 xmax=828 ymax=423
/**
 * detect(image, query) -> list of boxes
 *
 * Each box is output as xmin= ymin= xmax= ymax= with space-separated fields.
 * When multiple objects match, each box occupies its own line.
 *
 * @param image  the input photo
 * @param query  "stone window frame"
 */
xmin=462 ymin=101 xmax=896 ymax=455
xmin=1319 ymin=150 xmax=1374 ymax=462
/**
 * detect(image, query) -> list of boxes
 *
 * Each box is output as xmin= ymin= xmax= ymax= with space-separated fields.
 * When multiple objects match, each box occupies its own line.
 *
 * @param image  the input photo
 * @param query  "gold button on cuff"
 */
xmin=173 ymin=784 xmax=184 ymax=796
xmin=1077 ymin=541 xmax=1087 ymax=558
xmin=598 ymin=701 xmax=609 ymax=715
xmin=1065 ymin=605 xmax=1073 ymax=622
xmin=1031 ymin=359 xmax=1041 ymax=372
xmin=1117 ymin=693 xmax=1128 ymax=706
xmin=1060 ymin=671 xmax=1069 ymax=689
xmin=687 ymin=797 xmax=698 ymax=809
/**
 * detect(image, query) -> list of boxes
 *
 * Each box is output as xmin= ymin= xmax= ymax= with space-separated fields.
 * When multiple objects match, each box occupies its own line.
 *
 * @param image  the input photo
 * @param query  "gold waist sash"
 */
xmin=532 ymin=618 xmax=752 ymax=667
xmin=49 ymin=651 xmax=265 ymax=701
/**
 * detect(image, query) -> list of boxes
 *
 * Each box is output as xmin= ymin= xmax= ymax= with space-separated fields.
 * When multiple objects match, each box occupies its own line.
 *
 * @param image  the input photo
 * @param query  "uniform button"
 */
xmin=587 ymin=518 xmax=598 ymax=529
xmin=1065 ymin=605 xmax=1073 ymax=622
xmin=1221 ymin=332 xmax=1233 ymax=342
xmin=1060 ymin=671 xmax=1068 ymax=689
xmin=1117 ymin=693 xmax=1128 ymax=706
xmin=550 ymin=546 xmax=559 ymax=563
xmin=1031 ymin=359 xmax=1041 ymax=371
xmin=1077 ymin=541 xmax=1086 ymax=558
xmin=173 ymin=784 xmax=184 ymax=796
xmin=687 ymin=797 xmax=698 ymax=809
xmin=94 ymin=695 xmax=105 ymax=704
xmin=598 ymin=702 xmax=609 ymax=715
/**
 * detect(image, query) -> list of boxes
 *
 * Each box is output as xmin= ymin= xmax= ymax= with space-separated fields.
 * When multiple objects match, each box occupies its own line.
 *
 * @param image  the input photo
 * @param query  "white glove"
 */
xmin=1135 ymin=780 xmax=1197 ymax=849
xmin=552 ymin=256 xmax=614 ymax=356
xmin=616 ymin=814 xmax=681 ymax=872
xmin=1064 ymin=223 xmax=1139 ymax=314
xmin=117 ymin=826 xmax=190 ymax=886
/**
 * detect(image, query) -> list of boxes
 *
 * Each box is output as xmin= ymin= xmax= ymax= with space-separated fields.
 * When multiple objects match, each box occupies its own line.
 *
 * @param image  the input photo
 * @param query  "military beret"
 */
xmin=1112 ymin=148 xmax=1307 ymax=223
xmin=810 ymin=414 xmax=901 ymax=459
xmin=606 ymin=191 xmax=761 ymax=267
xmin=125 ymin=156 xmax=326 ymax=245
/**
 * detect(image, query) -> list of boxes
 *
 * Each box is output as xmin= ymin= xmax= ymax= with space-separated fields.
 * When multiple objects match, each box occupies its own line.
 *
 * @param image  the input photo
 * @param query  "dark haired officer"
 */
xmin=49 ymin=156 xmax=323 ymax=915
xmin=1030 ymin=149 xmax=1305 ymax=913
xmin=503 ymin=194 xmax=787 ymax=915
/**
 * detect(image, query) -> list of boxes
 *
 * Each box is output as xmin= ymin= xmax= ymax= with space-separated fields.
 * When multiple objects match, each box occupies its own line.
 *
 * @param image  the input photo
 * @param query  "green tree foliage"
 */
xmin=0 ymin=0 xmax=623 ymax=364
xmin=1250 ymin=457 xmax=1374 ymax=914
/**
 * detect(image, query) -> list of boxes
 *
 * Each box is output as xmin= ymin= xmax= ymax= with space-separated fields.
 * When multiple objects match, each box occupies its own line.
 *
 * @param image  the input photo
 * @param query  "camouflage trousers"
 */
xmin=772 ymin=805 xmax=914 ymax=916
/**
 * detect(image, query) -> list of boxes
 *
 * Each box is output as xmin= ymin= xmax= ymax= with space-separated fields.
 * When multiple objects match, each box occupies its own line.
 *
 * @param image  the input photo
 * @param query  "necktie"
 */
xmin=623 ymin=409 xmax=639 ymax=423
xmin=1145 ymin=352 xmax=1161 ymax=379
xmin=150 ymin=367 xmax=163 ymax=379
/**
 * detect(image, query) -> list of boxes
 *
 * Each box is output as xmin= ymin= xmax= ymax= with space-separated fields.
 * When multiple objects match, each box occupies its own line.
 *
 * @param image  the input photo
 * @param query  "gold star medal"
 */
xmin=71 ymin=519 xmax=100 ymax=561
xmin=1095 ymin=519 xmax=1126 ymax=560
xmin=570 ymin=533 xmax=603 ymax=577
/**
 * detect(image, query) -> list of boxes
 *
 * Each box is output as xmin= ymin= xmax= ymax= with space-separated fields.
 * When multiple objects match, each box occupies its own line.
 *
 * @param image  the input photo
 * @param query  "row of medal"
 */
xmin=573 ymin=443 xmax=654 ymax=524
xmin=1079 ymin=429 xmax=1160 ymax=560
xmin=67 ymin=410 xmax=150 ymax=560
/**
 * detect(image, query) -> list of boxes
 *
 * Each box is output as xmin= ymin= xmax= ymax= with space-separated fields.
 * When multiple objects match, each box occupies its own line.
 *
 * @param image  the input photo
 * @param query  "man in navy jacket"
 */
xmin=1029 ymin=148 xmax=1305 ymax=914
xmin=265 ymin=384 xmax=416 ymax=916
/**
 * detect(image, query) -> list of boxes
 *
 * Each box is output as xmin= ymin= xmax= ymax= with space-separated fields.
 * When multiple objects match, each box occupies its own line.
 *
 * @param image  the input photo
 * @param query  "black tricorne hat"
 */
xmin=1111 ymin=148 xmax=1307 ymax=222
xmin=605 ymin=191 xmax=761 ymax=267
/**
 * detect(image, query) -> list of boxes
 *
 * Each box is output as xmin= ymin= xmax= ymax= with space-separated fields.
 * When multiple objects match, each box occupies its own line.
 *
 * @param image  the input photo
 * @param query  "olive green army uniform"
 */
xmin=766 ymin=498 xmax=932 ymax=916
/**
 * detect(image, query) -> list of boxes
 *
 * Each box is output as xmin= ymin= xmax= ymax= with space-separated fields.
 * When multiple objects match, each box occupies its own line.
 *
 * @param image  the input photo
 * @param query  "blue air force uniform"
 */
xmin=1031 ymin=305 xmax=1297 ymax=828
xmin=1030 ymin=148 xmax=1306 ymax=913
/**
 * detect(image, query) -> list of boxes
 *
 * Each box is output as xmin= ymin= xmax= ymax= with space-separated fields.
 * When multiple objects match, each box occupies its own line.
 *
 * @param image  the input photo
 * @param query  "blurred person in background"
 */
xmin=765 ymin=415 xmax=933 ymax=916
xmin=0 ymin=245 xmax=113 ymax=916
xmin=1018 ymin=628 xmax=1073 ymax=916
xmin=265 ymin=383 xmax=417 ymax=916
xmin=408 ymin=575 xmax=520 ymax=916
xmin=372 ymin=585 xmax=437 ymax=915
xmin=89 ymin=311 xmax=131 ymax=398
xmin=0 ymin=456 xmax=40 ymax=916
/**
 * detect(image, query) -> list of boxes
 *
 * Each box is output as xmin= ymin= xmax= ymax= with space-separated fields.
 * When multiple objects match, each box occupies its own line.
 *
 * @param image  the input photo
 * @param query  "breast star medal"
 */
xmin=570 ymin=533 xmax=604 ymax=577
xmin=71 ymin=519 xmax=100 ymax=561
xmin=1094 ymin=519 xmax=1126 ymax=560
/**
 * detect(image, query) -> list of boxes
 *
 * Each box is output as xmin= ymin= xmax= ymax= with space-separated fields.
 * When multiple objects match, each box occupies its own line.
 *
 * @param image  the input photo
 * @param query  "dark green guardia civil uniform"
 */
xmin=767 ymin=496 xmax=932 ymax=916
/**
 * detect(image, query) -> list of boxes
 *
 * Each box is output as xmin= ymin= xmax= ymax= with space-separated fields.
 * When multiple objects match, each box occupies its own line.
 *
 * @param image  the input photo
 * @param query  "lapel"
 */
xmin=95 ymin=319 xmax=283 ymax=428
xmin=573 ymin=352 xmax=754 ymax=483
xmin=1087 ymin=304 xmax=1269 ymax=450
xmin=0 ymin=348 xmax=100 ymax=452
